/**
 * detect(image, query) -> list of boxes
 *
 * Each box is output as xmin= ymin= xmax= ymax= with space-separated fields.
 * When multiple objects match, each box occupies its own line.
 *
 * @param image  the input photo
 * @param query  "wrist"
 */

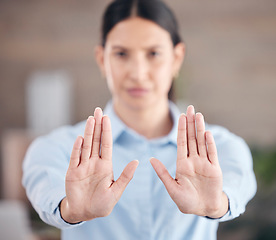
xmin=206 ymin=192 xmax=229 ymax=219
xmin=59 ymin=197 xmax=82 ymax=224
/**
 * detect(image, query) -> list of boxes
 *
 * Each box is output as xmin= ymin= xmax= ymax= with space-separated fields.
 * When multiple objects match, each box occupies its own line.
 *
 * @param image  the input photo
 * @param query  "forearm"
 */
xmin=22 ymin=137 xmax=80 ymax=229
xmin=214 ymin=131 xmax=257 ymax=222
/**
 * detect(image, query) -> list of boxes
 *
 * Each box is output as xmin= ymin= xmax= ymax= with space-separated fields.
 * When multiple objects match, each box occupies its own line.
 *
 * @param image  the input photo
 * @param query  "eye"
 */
xmin=148 ymin=51 xmax=160 ymax=58
xmin=115 ymin=51 xmax=127 ymax=58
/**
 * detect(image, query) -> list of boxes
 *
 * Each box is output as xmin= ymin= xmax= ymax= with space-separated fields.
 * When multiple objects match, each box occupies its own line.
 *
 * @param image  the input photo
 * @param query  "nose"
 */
xmin=128 ymin=55 xmax=148 ymax=83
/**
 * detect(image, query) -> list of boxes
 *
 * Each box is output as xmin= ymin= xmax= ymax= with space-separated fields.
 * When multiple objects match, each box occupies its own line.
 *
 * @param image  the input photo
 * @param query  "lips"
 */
xmin=127 ymin=88 xmax=149 ymax=97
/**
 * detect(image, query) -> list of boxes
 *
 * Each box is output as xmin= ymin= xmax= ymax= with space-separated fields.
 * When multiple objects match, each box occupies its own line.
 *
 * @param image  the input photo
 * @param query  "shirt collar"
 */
xmin=103 ymin=101 xmax=180 ymax=146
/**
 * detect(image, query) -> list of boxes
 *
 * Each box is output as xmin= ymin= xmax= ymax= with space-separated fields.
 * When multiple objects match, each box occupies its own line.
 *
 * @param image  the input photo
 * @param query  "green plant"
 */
xmin=251 ymin=147 xmax=276 ymax=186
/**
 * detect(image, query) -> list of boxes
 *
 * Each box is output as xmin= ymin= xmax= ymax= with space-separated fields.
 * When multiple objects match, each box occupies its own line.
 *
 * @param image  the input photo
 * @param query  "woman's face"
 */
xmin=96 ymin=17 xmax=185 ymax=111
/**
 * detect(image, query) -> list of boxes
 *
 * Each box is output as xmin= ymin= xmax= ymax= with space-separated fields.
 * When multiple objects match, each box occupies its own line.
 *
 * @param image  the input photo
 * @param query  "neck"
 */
xmin=113 ymin=99 xmax=173 ymax=139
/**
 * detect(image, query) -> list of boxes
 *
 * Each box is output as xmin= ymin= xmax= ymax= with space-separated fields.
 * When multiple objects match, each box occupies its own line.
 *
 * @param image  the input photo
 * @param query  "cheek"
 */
xmin=105 ymin=59 xmax=125 ymax=93
xmin=153 ymin=61 xmax=174 ymax=92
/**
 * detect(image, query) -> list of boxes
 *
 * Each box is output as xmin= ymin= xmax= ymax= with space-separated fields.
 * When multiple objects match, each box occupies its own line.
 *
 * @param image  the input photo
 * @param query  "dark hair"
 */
xmin=101 ymin=0 xmax=181 ymax=101
xmin=101 ymin=0 xmax=182 ymax=47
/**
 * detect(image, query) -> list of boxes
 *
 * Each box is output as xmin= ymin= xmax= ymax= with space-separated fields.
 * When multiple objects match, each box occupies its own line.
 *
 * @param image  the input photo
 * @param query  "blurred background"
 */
xmin=0 ymin=0 xmax=275 ymax=239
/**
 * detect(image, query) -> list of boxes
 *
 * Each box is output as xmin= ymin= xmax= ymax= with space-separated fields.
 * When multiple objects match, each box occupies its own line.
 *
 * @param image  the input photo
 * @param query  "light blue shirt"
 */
xmin=22 ymin=101 xmax=257 ymax=240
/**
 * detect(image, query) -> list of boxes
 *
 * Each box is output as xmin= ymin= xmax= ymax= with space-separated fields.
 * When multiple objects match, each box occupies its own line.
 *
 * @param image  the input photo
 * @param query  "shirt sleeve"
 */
xmin=22 ymin=127 xmax=84 ymax=229
xmin=209 ymin=125 xmax=257 ymax=222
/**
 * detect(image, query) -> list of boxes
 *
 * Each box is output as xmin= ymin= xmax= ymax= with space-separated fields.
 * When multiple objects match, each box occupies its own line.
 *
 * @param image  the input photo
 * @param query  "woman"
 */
xmin=23 ymin=0 xmax=257 ymax=239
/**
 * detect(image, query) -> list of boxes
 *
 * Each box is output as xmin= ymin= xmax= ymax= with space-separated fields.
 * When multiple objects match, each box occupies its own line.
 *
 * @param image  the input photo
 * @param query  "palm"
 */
xmin=62 ymin=108 xmax=138 ymax=223
xmin=151 ymin=106 xmax=227 ymax=218
xmin=66 ymin=155 xmax=115 ymax=219
xmin=174 ymin=152 xmax=223 ymax=216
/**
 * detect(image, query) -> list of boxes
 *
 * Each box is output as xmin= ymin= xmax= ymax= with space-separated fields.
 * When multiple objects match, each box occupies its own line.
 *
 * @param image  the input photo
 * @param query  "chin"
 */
xmin=126 ymin=101 xmax=150 ymax=111
xmin=124 ymin=96 xmax=162 ymax=112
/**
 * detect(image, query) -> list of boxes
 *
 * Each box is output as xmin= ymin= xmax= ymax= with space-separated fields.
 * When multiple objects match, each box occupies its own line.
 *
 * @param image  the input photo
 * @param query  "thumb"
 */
xmin=111 ymin=160 xmax=139 ymax=200
xmin=150 ymin=157 xmax=176 ymax=192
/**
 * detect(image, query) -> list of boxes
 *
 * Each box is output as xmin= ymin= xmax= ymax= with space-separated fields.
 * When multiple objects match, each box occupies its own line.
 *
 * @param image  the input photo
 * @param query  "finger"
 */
xmin=186 ymin=105 xmax=198 ymax=155
xmin=205 ymin=131 xmax=219 ymax=165
xmin=101 ymin=115 xmax=112 ymax=161
xmin=150 ymin=157 xmax=176 ymax=193
xmin=91 ymin=107 xmax=103 ymax=158
xmin=196 ymin=112 xmax=207 ymax=157
xmin=69 ymin=136 xmax=83 ymax=168
xmin=111 ymin=160 xmax=139 ymax=200
xmin=80 ymin=116 xmax=95 ymax=162
xmin=176 ymin=114 xmax=187 ymax=170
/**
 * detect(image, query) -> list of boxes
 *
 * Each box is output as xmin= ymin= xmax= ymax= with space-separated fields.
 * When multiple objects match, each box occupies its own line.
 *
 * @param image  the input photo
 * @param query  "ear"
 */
xmin=94 ymin=45 xmax=106 ymax=78
xmin=173 ymin=42 xmax=185 ymax=78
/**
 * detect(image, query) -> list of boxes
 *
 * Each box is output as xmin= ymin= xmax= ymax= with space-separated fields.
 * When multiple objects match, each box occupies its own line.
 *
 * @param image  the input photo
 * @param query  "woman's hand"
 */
xmin=150 ymin=105 xmax=228 ymax=218
xmin=60 ymin=108 xmax=139 ymax=223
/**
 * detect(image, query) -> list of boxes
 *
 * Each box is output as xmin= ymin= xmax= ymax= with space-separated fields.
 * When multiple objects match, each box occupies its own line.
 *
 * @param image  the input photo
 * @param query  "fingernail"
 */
xmin=196 ymin=112 xmax=204 ymax=122
xmin=191 ymin=105 xmax=195 ymax=113
xmin=95 ymin=107 xmax=102 ymax=113
xmin=94 ymin=107 xmax=103 ymax=118
xmin=187 ymin=105 xmax=195 ymax=115
xmin=87 ymin=116 xmax=94 ymax=123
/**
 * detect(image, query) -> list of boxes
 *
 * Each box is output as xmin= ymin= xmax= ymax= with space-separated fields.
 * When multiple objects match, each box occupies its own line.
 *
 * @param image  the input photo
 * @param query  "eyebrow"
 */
xmin=111 ymin=46 xmax=127 ymax=50
xmin=111 ymin=45 xmax=164 ymax=50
